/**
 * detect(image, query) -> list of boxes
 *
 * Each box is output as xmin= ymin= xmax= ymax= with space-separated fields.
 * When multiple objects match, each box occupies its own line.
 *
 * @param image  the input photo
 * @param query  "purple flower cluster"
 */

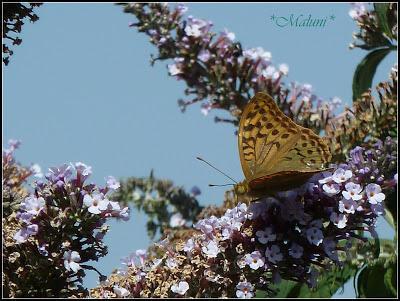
xmin=2 ymin=139 xmax=21 ymax=162
xmin=93 ymin=135 xmax=396 ymax=297
xmin=348 ymin=2 xmax=396 ymax=51
xmin=13 ymin=162 xmax=129 ymax=274
xmin=349 ymin=2 xmax=368 ymax=20
xmin=124 ymin=3 xmax=337 ymax=134
xmin=180 ymin=143 xmax=393 ymax=295
xmin=347 ymin=137 xmax=397 ymax=188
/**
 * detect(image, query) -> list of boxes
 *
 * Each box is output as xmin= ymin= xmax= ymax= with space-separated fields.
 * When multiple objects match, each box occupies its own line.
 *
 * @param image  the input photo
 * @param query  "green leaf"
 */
xmin=357 ymin=261 xmax=397 ymax=297
xmin=384 ymin=190 xmax=397 ymax=227
xmin=373 ymin=235 xmax=381 ymax=259
xmin=383 ymin=261 xmax=397 ymax=296
xmin=268 ymin=264 xmax=357 ymax=298
xmin=374 ymin=3 xmax=394 ymax=40
xmin=352 ymin=47 xmax=392 ymax=101
xmin=384 ymin=208 xmax=396 ymax=229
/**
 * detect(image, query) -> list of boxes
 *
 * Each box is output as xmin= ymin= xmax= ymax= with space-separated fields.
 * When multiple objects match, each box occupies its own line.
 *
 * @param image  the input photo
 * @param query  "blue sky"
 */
xmin=3 ymin=3 xmax=396 ymax=297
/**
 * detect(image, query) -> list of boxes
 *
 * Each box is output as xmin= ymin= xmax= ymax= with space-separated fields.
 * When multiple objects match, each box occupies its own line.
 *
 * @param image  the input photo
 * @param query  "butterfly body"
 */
xmin=235 ymin=92 xmax=332 ymax=202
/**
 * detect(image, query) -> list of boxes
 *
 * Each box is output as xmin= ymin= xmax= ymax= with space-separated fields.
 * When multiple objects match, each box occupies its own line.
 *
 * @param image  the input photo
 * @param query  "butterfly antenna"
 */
xmin=209 ymin=184 xmax=235 ymax=187
xmin=196 ymin=156 xmax=237 ymax=184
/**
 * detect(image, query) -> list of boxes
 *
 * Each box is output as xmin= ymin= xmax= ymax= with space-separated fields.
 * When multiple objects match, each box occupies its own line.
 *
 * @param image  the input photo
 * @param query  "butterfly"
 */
xmin=234 ymin=92 xmax=332 ymax=201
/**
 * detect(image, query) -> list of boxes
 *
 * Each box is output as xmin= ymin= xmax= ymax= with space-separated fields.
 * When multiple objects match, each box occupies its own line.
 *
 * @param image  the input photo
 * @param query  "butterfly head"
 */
xmin=233 ymin=181 xmax=249 ymax=196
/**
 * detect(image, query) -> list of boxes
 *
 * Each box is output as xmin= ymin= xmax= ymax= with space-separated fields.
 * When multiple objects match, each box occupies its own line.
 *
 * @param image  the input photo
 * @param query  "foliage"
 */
xmin=111 ymin=170 xmax=204 ymax=239
xmin=2 ymin=2 xmax=42 ymax=65
xmin=349 ymin=2 xmax=397 ymax=101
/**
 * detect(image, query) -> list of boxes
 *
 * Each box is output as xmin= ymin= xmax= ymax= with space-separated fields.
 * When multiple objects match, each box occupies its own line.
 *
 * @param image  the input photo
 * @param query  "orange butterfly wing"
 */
xmin=238 ymin=92 xmax=331 ymax=193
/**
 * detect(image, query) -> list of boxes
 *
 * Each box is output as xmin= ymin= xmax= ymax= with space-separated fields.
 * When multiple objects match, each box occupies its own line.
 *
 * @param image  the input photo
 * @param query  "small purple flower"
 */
xmin=8 ymin=139 xmax=21 ymax=150
xmin=63 ymin=250 xmax=81 ymax=273
xmin=46 ymin=164 xmax=72 ymax=183
xmin=306 ymin=227 xmax=324 ymax=246
xmin=106 ymin=176 xmax=120 ymax=191
xmin=323 ymin=239 xmax=339 ymax=261
xmin=330 ymin=212 xmax=348 ymax=229
xmin=322 ymin=183 xmax=341 ymax=196
xmin=171 ymin=281 xmax=189 ymax=295
xmin=220 ymin=28 xmax=235 ymax=42
xmin=281 ymin=199 xmax=311 ymax=225
xmin=309 ymin=219 xmax=323 ymax=229
xmin=236 ymin=256 xmax=247 ymax=269
xmin=134 ymin=249 xmax=147 ymax=266
xmin=359 ymin=166 xmax=371 ymax=175
xmin=342 ymin=182 xmax=363 ymax=201
xmin=176 ymin=4 xmax=188 ymax=15
xmin=200 ymin=101 xmax=212 ymax=116
xmin=83 ymin=193 xmax=108 ymax=214
xmin=202 ymin=240 xmax=220 ymax=258
xmin=289 ymin=242 xmax=304 ymax=259
xmin=330 ymin=96 xmax=342 ymax=110
xmin=184 ymin=17 xmax=211 ymax=38
xmin=13 ymin=224 xmax=39 ymax=244
xmin=168 ymin=63 xmax=183 ymax=76
xmin=244 ymin=251 xmax=265 ymax=270
xmin=20 ymin=195 xmax=46 ymax=216
xmin=166 ymin=258 xmax=178 ymax=269
xmin=221 ymin=226 xmax=234 ymax=241
xmin=318 ymin=173 xmax=333 ymax=184
xmin=117 ymin=206 xmax=130 ymax=221
xmin=370 ymin=203 xmax=385 ymax=216
xmin=349 ymin=146 xmax=364 ymax=165
xmin=261 ymin=65 xmax=276 ymax=78
xmin=255 ymin=227 xmax=276 ymax=244
xmin=183 ymin=238 xmax=195 ymax=252
xmin=38 ymin=244 xmax=49 ymax=256
xmin=365 ymin=183 xmax=385 ymax=204
xmin=248 ymin=200 xmax=268 ymax=220
xmin=30 ymin=164 xmax=43 ymax=178
xmin=236 ymin=281 xmax=254 ymax=298
xmin=169 ymin=212 xmax=186 ymax=228
xmin=74 ymin=162 xmax=92 ymax=177
xmin=197 ymin=49 xmax=211 ymax=62
xmin=195 ymin=216 xmax=218 ymax=235
xmin=349 ymin=2 xmax=367 ymax=20
xmin=265 ymin=245 xmax=283 ymax=264
xmin=16 ymin=212 xmax=34 ymax=224
xmin=190 ymin=185 xmax=201 ymax=196
xmin=121 ymin=253 xmax=136 ymax=267
xmin=339 ymin=198 xmax=357 ymax=214
xmin=332 ymin=168 xmax=352 ymax=183
xmin=243 ymin=47 xmax=271 ymax=63
xmin=278 ymin=64 xmax=289 ymax=75
xmin=113 ymin=286 xmax=130 ymax=297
